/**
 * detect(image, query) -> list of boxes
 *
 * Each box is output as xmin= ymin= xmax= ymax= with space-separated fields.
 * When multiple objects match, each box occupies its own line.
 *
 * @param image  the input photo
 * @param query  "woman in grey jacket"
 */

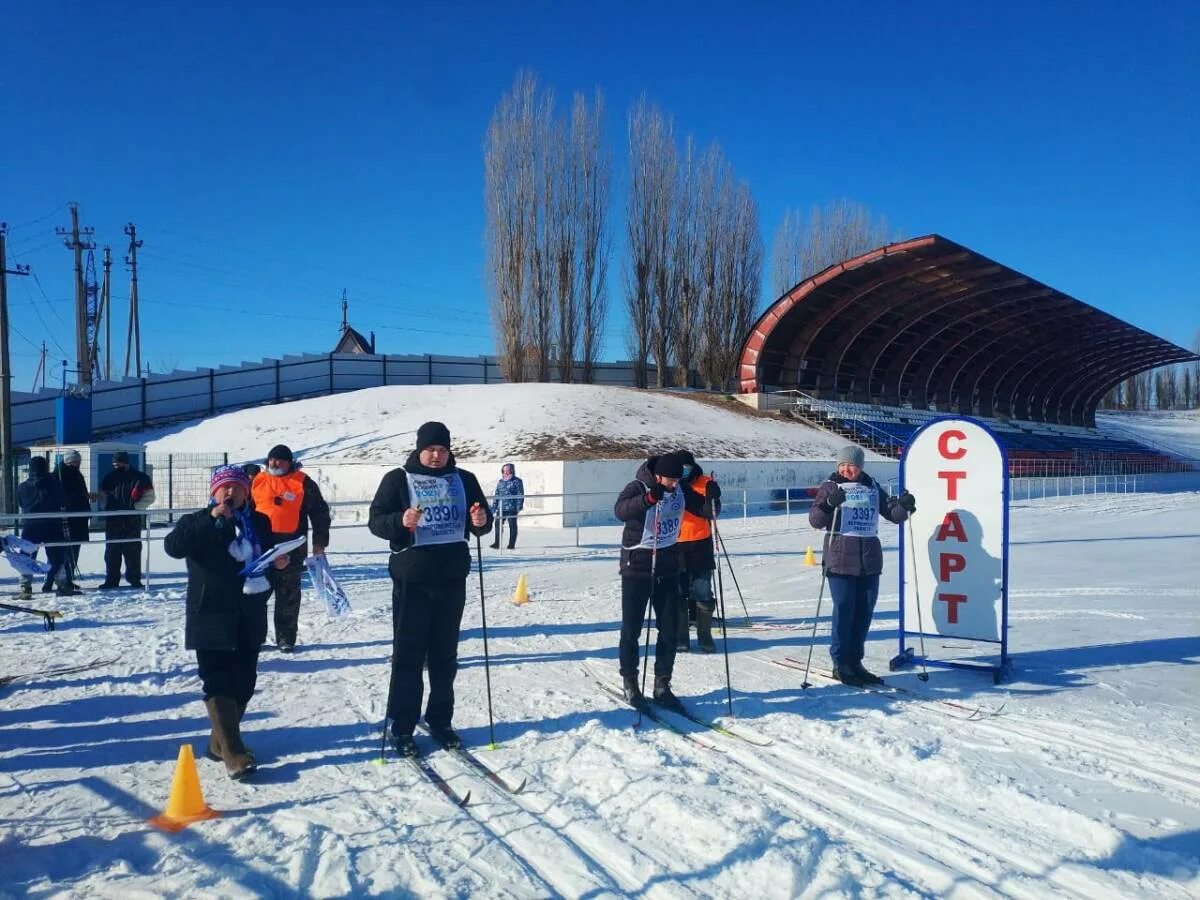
xmin=809 ymin=445 xmax=915 ymax=686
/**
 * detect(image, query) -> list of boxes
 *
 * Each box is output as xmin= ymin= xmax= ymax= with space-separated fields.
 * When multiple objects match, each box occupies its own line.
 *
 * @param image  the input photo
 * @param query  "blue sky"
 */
xmin=2 ymin=1 xmax=1196 ymax=390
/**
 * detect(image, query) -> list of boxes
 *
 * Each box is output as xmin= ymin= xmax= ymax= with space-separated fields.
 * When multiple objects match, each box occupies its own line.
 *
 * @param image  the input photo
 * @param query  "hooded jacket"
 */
xmin=676 ymin=452 xmax=722 ymax=573
xmin=368 ymin=450 xmax=493 ymax=582
xmin=809 ymin=471 xmax=909 ymax=576
xmin=492 ymin=465 xmax=525 ymax=518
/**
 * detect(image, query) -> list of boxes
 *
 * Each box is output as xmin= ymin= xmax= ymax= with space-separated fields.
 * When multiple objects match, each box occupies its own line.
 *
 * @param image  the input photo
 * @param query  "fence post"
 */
xmin=328 ymin=354 xmax=335 ymax=395
xmin=209 ymin=368 xmax=215 ymax=416
xmin=140 ymin=377 xmax=147 ymax=428
xmin=427 ymin=355 xmax=433 ymax=384
xmin=168 ymin=455 xmax=174 ymax=524
xmin=743 ymin=489 xmax=748 ymax=521
xmin=275 ymin=359 xmax=281 ymax=402
xmin=785 ymin=486 xmax=790 ymax=526
xmin=143 ymin=508 xmax=152 ymax=589
xmin=382 ymin=355 xmax=388 ymax=386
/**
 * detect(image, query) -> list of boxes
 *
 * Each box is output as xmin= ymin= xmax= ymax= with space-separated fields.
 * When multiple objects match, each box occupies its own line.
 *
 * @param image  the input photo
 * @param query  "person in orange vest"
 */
xmin=250 ymin=444 xmax=331 ymax=653
xmin=675 ymin=450 xmax=722 ymax=653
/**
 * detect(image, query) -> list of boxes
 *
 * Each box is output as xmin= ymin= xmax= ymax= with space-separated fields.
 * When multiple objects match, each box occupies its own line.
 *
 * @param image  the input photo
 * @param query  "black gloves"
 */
xmin=823 ymin=485 xmax=846 ymax=511
xmin=646 ymin=481 xmax=665 ymax=504
xmin=897 ymin=491 xmax=916 ymax=513
xmin=705 ymin=481 xmax=721 ymax=500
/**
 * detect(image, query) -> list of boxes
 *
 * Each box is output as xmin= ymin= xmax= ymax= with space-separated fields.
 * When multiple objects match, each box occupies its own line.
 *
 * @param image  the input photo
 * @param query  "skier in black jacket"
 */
xmin=164 ymin=465 xmax=285 ymax=780
xmin=368 ymin=421 xmax=492 ymax=756
xmin=613 ymin=452 xmax=690 ymax=710
xmin=98 ymin=451 xmax=154 ymax=589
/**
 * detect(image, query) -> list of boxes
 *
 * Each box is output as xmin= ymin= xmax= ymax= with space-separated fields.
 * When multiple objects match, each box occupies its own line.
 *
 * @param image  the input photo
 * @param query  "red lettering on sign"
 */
xmin=938 ymin=553 xmax=966 ymax=582
xmin=936 ymin=511 xmax=967 ymax=542
xmin=938 ymin=471 xmax=967 ymax=501
xmin=938 ymin=429 xmax=967 ymax=460
xmin=938 ymin=593 xmax=968 ymax=624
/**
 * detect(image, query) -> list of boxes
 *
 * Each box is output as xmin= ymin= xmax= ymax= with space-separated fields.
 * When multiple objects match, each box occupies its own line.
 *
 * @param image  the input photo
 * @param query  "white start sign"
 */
xmin=900 ymin=418 xmax=1008 ymax=644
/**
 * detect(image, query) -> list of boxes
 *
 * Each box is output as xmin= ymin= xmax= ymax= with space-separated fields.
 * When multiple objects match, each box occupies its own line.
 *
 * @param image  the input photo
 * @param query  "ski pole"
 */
xmin=0 ymin=601 xmax=62 ymax=631
xmin=907 ymin=517 xmax=931 ymax=682
xmin=712 ymin=519 xmax=752 ymax=625
xmin=712 ymin=508 xmax=734 ymax=717
xmin=473 ymin=510 xmax=498 ymax=748
xmin=381 ymin=551 xmax=409 ymax=761
xmin=801 ymin=504 xmax=840 ymax=689
xmin=637 ymin=500 xmax=661 ymax=729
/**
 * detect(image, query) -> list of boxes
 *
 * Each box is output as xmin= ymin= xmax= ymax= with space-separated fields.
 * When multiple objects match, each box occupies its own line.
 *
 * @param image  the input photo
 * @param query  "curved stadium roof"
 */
xmin=738 ymin=235 xmax=1198 ymax=426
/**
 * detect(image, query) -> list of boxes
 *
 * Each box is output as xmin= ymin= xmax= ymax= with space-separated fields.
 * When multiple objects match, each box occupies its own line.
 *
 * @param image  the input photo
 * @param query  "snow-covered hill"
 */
xmin=135 ymin=383 xmax=868 ymax=462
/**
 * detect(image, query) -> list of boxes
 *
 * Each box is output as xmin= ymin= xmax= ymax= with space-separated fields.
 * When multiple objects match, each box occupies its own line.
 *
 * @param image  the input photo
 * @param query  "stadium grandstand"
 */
xmin=738 ymin=235 xmax=1199 ymax=476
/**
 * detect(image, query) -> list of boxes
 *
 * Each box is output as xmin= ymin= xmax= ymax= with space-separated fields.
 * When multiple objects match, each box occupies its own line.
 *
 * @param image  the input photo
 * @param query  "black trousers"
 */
xmin=266 ymin=563 xmax=304 ymax=645
xmin=386 ymin=579 xmax=468 ymax=734
xmin=104 ymin=540 xmax=142 ymax=585
xmin=618 ymin=574 xmax=679 ymax=679
xmin=195 ymin=598 xmax=268 ymax=705
xmin=492 ymin=516 xmax=518 ymax=549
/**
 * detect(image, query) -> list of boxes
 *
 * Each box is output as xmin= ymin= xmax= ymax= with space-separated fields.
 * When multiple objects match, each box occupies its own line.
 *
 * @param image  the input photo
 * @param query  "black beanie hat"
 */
xmin=267 ymin=444 xmax=294 ymax=463
xmin=29 ymin=456 xmax=48 ymax=475
xmin=654 ymin=452 xmax=685 ymax=479
xmin=417 ymin=421 xmax=452 ymax=451
xmin=675 ymin=449 xmax=698 ymax=468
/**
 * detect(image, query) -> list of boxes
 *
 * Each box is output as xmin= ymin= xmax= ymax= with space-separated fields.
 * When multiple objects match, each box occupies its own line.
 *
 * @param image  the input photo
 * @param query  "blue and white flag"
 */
xmin=306 ymin=554 xmax=351 ymax=617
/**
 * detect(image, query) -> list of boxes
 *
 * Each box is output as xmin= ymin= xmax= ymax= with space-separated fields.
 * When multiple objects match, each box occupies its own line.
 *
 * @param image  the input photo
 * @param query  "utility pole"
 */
xmin=101 ymin=246 xmax=112 ymax=381
xmin=32 ymin=342 xmax=47 ymax=391
xmin=123 ymin=223 xmax=142 ymax=379
xmin=1 ymin=223 xmax=31 ymax=514
xmin=341 ymin=288 xmax=349 ymax=333
xmin=56 ymin=203 xmax=96 ymax=387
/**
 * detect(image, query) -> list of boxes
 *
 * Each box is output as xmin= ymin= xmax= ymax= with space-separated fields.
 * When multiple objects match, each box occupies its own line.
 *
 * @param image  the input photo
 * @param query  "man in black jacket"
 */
xmin=613 ymin=452 xmax=689 ymax=711
xmin=368 ymin=421 xmax=492 ymax=756
xmin=98 ymin=451 xmax=154 ymax=589
xmin=164 ymin=465 xmax=286 ymax=780
xmin=54 ymin=449 xmax=92 ymax=590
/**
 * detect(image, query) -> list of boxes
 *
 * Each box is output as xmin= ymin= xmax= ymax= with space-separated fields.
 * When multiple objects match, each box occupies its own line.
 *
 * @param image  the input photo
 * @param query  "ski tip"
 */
xmin=458 ymin=791 xmax=472 ymax=808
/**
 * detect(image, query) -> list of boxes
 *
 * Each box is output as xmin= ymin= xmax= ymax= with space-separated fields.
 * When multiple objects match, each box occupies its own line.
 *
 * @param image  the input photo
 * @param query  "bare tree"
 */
xmin=575 ymin=91 xmax=610 ymax=384
xmin=671 ymin=137 xmax=701 ymax=387
xmin=484 ymin=73 xmax=539 ymax=381
xmin=624 ymin=98 xmax=672 ymax=388
xmin=770 ymin=199 xmax=894 ymax=298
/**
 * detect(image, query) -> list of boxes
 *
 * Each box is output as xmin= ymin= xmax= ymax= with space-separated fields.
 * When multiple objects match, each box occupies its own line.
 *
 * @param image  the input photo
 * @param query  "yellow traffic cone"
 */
xmin=149 ymin=744 xmax=220 ymax=832
xmin=512 ymin=573 xmax=529 ymax=605
xmin=803 ymin=546 xmax=817 ymax=567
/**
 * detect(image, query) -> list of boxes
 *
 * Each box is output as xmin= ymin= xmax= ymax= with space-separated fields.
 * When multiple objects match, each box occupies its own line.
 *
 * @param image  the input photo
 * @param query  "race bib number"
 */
xmin=404 ymin=471 xmax=467 ymax=546
xmin=838 ymin=483 xmax=879 ymax=538
xmin=629 ymin=485 xmax=685 ymax=551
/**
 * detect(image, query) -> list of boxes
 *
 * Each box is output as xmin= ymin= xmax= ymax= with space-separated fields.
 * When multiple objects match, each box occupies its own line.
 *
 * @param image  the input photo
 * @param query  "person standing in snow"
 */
xmin=164 ymin=465 xmax=287 ymax=780
xmin=613 ymin=452 xmax=688 ymax=710
xmin=809 ymin=444 xmax=916 ymax=686
xmin=368 ymin=421 xmax=492 ymax=756
xmin=674 ymin=450 xmax=722 ymax=654
xmin=53 ymin=449 xmax=92 ymax=590
xmin=98 ymin=451 xmax=154 ymax=589
xmin=250 ymin=445 xmax=331 ymax=653
xmin=489 ymin=463 xmax=524 ymax=550
xmin=17 ymin=457 xmax=71 ymax=596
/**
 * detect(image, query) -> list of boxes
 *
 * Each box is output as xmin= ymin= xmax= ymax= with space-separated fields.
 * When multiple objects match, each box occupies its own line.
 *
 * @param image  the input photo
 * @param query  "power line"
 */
xmin=6 ymin=204 xmax=69 ymax=232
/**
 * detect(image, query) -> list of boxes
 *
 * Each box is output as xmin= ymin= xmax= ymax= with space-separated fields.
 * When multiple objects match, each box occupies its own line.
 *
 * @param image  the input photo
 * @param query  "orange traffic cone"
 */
xmin=803 ymin=546 xmax=817 ymax=567
xmin=149 ymin=744 xmax=220 ymax=832
xmin=512 ymin=573 xmax=529 ymax=605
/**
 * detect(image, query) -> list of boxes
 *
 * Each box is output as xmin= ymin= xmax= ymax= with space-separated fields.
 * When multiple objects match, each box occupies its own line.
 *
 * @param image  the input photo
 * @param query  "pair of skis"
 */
xmin=771 ymin=656 xmax=1005 ymax=720
xmin=378 ymin=724 xmax=526 ymax=807
xmin=585 ymin=666 xmax=773 ymax=748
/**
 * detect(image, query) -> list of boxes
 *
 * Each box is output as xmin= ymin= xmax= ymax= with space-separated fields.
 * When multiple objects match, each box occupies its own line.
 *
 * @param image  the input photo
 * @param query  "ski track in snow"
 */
xmin=2 ymin=489 xmax=1199 ymax=897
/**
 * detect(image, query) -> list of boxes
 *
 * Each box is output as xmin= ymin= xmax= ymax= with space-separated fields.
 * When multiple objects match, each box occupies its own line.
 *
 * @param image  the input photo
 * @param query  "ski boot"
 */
xmin=652 ymin=676 xmax=685 ymax=712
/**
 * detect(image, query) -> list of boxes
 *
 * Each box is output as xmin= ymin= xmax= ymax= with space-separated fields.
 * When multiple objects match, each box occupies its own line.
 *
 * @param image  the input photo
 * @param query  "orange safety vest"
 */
xmin=678 ymin=474 xmax=714 ymax=543
xmin=252 ymin=470 xmax=307 ymax=535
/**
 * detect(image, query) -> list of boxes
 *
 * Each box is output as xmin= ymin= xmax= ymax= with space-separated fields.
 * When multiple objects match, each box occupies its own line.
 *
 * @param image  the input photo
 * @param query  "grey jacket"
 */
xmin=809 ymin=472 xmax=909 ymax=577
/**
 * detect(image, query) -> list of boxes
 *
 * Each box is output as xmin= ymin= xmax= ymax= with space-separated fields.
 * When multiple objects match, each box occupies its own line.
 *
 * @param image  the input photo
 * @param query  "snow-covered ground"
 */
xmin=2 ymin=489 xmax=1198 ymax=898
xmin=135 ymin=383 xmax=867 ymax=462
xmin=1097 ymin=410 xmax=1200 ymax=461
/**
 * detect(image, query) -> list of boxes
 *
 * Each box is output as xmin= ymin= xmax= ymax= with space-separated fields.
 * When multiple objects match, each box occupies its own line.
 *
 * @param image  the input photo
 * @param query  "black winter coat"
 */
xmin=809 ymin=471 xmax=909 ymax=577
xmin=614 ymin=457 xmax=702 ymax=579
xmin=18 ymin=474 xmax=67 ymax=545
xmin=368 ymin=451 xmax=493 ymax=583
xmin=100 ymin=467 xmax=153 ymax=539
xmin=164 ymin=506 xmax=276 ymax=651
xmin=55 ymin=465 xmax=92 ymax=542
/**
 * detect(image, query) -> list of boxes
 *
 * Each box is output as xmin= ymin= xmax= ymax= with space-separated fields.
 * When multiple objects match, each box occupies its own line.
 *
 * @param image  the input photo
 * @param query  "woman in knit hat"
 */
xmin=368 ymin=421 xmax=493 ymax=757
xmin=810 ymin=444 xmax=916 ymax=687
xmin=164 ymin=464 xmax=289 ymax=779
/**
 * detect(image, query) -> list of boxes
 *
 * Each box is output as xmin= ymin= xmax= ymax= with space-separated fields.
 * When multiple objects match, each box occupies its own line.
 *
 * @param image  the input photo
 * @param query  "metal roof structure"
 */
xmin=738 ymin=235 xmax=1198 ymax=425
